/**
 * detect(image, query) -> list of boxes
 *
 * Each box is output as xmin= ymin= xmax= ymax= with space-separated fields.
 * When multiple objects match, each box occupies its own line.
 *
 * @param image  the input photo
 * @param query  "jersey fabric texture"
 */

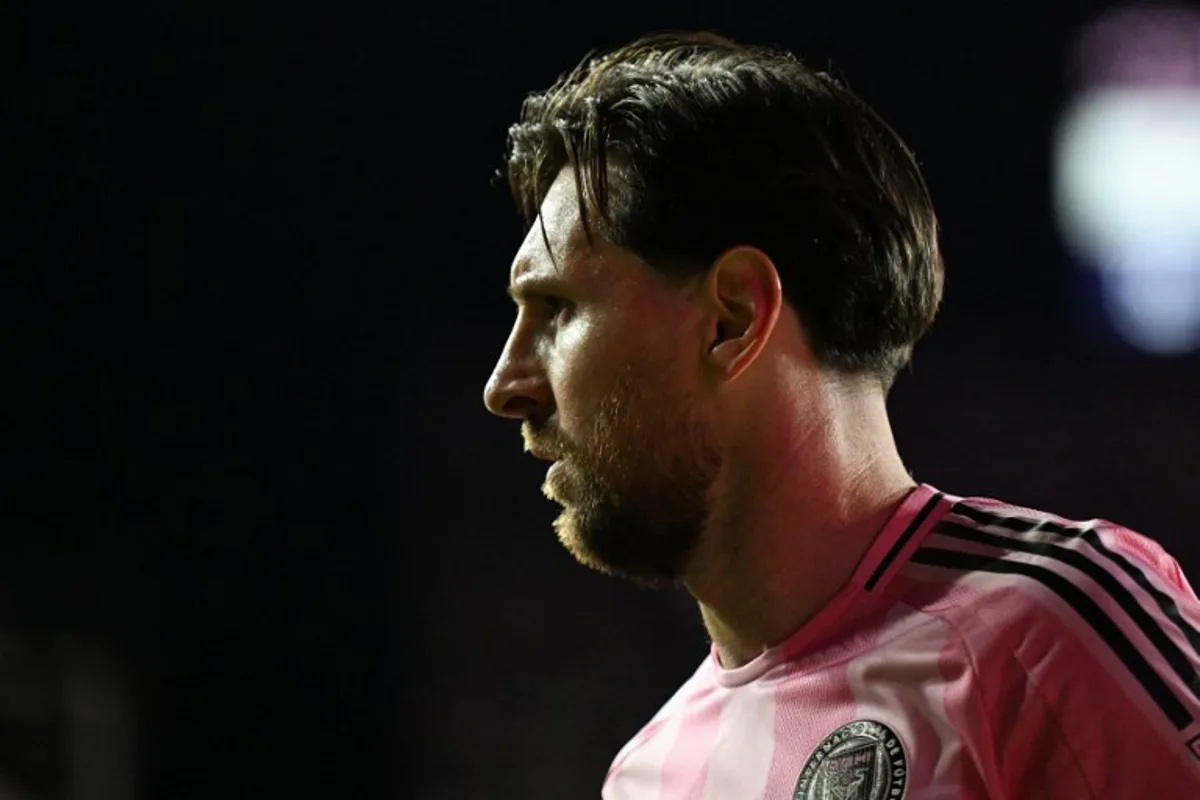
xmin=602 ymin=484 xmax=1200 ymax=799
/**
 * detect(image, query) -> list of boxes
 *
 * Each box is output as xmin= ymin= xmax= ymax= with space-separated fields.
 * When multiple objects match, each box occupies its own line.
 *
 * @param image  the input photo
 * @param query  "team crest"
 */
xmin=793 ymin=719 xmax=908 ymax=800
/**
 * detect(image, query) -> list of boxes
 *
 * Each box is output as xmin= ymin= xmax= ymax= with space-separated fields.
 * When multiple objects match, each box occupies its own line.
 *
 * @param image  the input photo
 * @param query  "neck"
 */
xmin=683 ymin=379 xmax=915 ymax=669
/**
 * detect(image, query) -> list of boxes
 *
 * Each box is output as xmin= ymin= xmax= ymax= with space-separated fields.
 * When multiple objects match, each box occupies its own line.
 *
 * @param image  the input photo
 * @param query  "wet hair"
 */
xmin=505 ymin=31 xmax=944 ymax=387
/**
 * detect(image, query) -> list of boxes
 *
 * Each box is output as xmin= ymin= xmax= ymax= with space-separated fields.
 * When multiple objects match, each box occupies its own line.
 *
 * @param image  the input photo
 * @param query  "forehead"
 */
xmin=508 ymin=168 xmax=639 ymax=291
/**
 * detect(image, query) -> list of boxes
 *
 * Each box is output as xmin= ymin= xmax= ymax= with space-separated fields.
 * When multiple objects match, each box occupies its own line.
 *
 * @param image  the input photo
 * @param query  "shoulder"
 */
xmin=895 ymin=494 xmax=1200 ymax=740
xmin=885 ymin=494 xmax=1200 ymax=789
xmin=897 ymin=495 xmax=1199 ymax=636
xmin=928 ymin=496 xmax=1192 ymax=592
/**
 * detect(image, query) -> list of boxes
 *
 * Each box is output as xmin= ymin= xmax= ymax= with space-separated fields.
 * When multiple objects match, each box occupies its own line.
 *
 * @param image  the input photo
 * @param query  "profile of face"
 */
xmin=483 ymin=170 xmax=724 ymax=586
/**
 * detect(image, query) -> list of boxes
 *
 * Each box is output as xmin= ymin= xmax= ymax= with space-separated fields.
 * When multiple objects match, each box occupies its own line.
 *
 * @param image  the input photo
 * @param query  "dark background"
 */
xmin=11 ymin=1 xmax=1200 ymax=798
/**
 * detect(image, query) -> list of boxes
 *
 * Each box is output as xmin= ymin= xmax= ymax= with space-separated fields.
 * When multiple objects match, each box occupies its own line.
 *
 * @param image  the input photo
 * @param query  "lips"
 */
xmin=526 ymin=441 xmax=565 ymax=463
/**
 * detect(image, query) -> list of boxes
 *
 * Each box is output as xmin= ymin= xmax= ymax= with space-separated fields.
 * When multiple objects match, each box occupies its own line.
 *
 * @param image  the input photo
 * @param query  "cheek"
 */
xmin=545 ymin=315 xmax=611 ymax=433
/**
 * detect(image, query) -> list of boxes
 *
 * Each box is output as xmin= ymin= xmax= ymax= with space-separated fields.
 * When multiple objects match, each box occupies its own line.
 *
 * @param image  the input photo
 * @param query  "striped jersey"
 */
xmin=602 ymin=484 xmax=1200 ymax=798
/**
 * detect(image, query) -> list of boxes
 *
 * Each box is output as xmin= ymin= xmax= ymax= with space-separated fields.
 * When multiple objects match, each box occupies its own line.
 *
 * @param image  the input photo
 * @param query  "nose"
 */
xmin=483 ymin=338 xmax=552 ymax=421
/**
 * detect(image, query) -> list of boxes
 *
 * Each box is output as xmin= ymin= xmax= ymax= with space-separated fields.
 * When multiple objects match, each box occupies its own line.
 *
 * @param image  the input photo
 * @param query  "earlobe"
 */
xmin=709 ymin=338 xmax=747 ymax=372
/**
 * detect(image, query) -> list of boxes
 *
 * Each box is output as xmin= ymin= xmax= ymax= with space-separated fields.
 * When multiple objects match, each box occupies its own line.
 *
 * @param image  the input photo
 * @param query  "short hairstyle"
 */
xmin=505 ymin=31 xmax=944 ymax=387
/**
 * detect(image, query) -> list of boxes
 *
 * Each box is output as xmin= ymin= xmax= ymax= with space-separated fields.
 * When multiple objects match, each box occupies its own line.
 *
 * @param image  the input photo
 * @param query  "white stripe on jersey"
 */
xmin=603 ymin=664 xmax=702 ymax=800
xmin=847 ymin=604 xmax=961 ymax=797
xmin=700 ymin=680 xmax=776 ymax=799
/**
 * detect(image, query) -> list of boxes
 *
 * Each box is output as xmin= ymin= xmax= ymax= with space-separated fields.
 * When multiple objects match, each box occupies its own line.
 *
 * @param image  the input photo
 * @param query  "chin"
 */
xmin=552 ymin=509 xmax=690 ymax=589
xmin=552 ymin=511 xmax=614 ymax=576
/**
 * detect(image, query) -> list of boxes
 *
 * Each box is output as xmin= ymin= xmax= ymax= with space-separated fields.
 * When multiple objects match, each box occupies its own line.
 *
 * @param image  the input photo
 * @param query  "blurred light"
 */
xmin=1053 ymin=5 xmax=1200 ymax=354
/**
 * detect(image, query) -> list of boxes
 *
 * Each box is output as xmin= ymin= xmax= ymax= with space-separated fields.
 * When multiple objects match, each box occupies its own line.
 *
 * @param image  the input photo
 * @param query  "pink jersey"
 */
xmin=602 ymin=484 xmax=1200 ymax=798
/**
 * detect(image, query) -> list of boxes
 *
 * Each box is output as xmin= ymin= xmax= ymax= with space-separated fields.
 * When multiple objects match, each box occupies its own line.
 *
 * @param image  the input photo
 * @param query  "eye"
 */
xmin=541 ymin=295 xmax=572 ymax=320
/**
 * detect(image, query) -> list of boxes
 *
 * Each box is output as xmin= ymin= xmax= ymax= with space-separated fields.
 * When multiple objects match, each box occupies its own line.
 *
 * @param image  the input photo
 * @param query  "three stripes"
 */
xmin=901 ymin=499 xmax=1200 ymax=731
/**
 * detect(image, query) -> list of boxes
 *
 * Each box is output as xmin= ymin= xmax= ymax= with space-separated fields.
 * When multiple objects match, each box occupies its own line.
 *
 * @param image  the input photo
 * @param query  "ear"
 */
xmin=700 ymin=246 xmax=783 ymax=381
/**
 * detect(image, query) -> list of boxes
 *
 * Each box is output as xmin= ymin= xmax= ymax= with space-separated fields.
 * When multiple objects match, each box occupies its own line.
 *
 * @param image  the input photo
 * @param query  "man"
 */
xmin=483 ymin=31 xmax=1200 ymax=798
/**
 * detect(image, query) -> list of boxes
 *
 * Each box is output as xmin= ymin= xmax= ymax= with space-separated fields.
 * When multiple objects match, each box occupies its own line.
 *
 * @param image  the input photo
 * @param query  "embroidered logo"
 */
xmin=793 ymin=719 xmax=908 ymax=800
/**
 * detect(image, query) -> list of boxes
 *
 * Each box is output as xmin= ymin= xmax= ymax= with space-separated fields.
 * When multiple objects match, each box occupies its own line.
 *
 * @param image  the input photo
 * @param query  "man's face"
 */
xmin=484 ymin=169 xmax=723 ymax=586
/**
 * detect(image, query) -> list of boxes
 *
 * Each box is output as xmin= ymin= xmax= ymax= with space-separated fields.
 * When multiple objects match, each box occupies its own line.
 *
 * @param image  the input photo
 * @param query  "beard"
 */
xmin=525 ymin=364 xmax=723 ymax=587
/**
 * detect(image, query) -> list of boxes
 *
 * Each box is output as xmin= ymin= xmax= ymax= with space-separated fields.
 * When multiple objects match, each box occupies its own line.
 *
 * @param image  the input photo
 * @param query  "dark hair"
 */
xmin=505 ymin=31 xmax=944 ymax=387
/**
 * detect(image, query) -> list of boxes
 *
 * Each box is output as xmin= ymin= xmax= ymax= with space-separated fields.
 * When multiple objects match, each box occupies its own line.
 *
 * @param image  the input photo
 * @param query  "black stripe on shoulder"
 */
xmin=864 ymin=491 xmax=944 ymax=591
xmin=912 ymin=545 xmax=1193 ymax=731
xmin=935 ymin=520 xmax=1200 ymax=705
xmin=949 ymin=502 xmax=1200 ymax=693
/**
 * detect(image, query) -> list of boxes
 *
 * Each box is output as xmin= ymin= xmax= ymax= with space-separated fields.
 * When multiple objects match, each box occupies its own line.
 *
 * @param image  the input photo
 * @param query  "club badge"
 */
xmin=793 ymin=719 xmax=908 ymax=800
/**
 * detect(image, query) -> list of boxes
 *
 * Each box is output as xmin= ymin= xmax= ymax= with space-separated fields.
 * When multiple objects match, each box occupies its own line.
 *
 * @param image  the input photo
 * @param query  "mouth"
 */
xmin=525 ymin=443 xmax=562 ymax=463
xmin=543 ymin=460 xmax=570 ymax=503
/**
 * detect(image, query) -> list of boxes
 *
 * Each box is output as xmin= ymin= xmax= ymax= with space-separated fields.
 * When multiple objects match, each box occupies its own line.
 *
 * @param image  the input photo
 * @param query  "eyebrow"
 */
xmin=506 ymin=275 xmax=574 ymax=303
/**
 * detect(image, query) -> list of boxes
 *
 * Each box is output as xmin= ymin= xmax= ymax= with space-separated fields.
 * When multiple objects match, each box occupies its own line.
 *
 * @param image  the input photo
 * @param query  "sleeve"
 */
xmin=959 ymin=533 xmax=1200 ymax=798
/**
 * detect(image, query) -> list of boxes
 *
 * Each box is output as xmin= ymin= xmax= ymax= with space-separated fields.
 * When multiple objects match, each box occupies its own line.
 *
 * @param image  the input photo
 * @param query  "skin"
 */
xmin=483 ymin=167 xmax=917 ymax=668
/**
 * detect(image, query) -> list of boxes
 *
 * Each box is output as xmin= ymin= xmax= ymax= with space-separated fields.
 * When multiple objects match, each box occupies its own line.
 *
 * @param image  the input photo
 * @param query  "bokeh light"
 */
xmin=1053 ymin=5 xmax=1200 ymax=353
